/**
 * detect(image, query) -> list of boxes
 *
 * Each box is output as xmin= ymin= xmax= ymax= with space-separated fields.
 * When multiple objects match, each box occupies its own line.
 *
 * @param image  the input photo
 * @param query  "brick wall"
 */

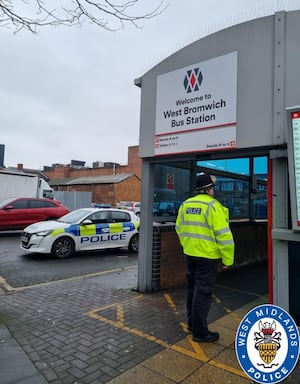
xmin=152 ymin=221 xmax=268 ymax=291
xmin=115 ymin=176 xmax=141 ymax=204
xmin=52 ymin=174 xmax=141 ymax=206
xmin=230 ymin=221 xmax=267 ymax=265
xmin=127 ymin=146 xmax=142 ymax=178
xmin=160 ymin=231 xmax=185 ymax=290
xmin=151 ymin=225 xmax=185 ymax=292
xmin=43 ymin=146 xmax=142 ymax=206
xmin=44 ymin=146 xmax=142 ymax=180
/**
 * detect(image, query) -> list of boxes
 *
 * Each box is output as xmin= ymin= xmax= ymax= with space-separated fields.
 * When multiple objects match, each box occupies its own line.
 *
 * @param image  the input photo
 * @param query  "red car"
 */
xmin=0 ymin=197 xmax=69 ymax=231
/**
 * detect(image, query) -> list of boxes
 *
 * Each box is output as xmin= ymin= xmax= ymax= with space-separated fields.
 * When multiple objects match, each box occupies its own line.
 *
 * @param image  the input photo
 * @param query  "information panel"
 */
xmin=287 ymin=108 xmax=300 ymax=230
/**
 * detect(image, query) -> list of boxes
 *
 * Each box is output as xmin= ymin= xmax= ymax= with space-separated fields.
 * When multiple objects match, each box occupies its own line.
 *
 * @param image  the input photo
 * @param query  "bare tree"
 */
xmin=0 ymin=0 xmax=168 ymax=33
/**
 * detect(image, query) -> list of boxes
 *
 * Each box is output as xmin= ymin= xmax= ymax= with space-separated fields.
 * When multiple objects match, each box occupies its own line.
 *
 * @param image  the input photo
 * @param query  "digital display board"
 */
xmin=287 ymin=109 xmax=300 ymax=230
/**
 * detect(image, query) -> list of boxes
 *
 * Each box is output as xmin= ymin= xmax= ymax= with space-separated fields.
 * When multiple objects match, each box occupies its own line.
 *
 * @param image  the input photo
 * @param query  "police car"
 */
xmin=20 ymin=208 xmax=139 ymax=258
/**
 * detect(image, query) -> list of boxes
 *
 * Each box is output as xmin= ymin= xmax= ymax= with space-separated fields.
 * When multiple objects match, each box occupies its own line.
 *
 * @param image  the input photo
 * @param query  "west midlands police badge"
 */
xmin=235 ymin=304 xmax=299 ymax=383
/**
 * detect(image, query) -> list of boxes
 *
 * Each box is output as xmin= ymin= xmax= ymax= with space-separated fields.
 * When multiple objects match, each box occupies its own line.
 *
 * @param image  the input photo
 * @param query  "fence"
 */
xmin=54 ymin=191 xmax=92 ymax=211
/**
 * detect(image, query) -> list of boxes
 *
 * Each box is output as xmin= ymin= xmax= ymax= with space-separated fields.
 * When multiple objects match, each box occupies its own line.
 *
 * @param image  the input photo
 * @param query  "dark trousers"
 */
xmin=185 ymin=255 xmax=219 ymax=337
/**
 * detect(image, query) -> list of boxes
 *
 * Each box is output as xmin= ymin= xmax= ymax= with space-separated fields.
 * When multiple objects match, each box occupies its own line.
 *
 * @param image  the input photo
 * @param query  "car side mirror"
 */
xmin=4 ymin=205 xmax=14 ymax=211
xmin=81 ymin=219 xmax=93 ymax=225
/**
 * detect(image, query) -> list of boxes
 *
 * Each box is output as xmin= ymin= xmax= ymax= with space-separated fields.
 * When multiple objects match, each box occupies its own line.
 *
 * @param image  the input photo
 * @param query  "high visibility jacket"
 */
xmin=175 ymin=193 xmax=234 ymax=266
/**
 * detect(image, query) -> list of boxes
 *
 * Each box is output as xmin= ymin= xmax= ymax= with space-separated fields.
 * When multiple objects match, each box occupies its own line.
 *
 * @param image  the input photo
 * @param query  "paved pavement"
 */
xmin=0 ymin=262 xmax=299 ymax=384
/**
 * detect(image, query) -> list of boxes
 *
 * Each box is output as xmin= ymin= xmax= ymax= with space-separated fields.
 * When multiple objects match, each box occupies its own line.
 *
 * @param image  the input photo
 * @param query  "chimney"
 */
xmin=0 ymin=144 xmax=4 ymax=167
xmin=17 ymin=163 xmax=23 ymax=170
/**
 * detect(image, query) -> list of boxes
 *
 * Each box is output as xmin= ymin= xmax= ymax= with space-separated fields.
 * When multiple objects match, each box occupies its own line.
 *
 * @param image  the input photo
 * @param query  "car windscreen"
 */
xmin=0 ymin=198 xmax=14 ymax=208
xmin=57 ymin=209 xmax=90 ymax=223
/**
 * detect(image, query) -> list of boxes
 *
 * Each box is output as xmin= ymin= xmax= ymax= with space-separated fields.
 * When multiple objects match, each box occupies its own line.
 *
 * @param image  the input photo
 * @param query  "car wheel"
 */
xmin=51 ymin=237 xmax=75 ymax=259
xmin=128 ymin=233 xmax=138 ymax=253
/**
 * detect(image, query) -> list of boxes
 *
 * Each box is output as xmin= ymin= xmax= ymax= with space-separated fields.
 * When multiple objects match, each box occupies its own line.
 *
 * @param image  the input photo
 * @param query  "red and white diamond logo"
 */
xmin=183 ymin=68 xmax=203 ymax=93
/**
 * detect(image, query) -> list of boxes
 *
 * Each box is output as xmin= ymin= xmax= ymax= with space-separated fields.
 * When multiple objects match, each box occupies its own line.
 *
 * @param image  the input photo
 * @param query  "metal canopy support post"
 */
xmin=273 ymin=12 xmax=286 ymax=145
xmin=272 ymin=237 xmax=289 ymax=310
xmin=270 ymin=152 xmax=289 ymax=310
xmin=138 ymin=160 xmax=155 ymax=292
xmin=271 ymin=12 xmax=289 ymax=310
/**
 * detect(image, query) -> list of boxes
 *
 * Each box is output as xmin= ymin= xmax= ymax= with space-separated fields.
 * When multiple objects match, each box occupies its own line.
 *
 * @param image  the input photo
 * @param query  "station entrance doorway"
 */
xmin=138 ymin=146 xmax=300 ymax=326
xmin=140 ymin=148 xmax=270 ymax=288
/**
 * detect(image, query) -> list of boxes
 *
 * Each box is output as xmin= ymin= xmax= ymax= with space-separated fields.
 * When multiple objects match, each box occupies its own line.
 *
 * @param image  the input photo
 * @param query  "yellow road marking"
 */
xmin=164 ymin=293 xmax=179 ymax=314
xmin=213 ymin=294 xmax=221 ymax=304
xmin=1 ymin=268 xmax=250 ymax=379
xmin=187 ymin=334 xmax=209 ymax=362
xmin=86 ymin=304 xmax=209 ymax=359
xmin=224 ymin=306 xmax=242 ymax=323
xmin=86 ymin=298 xmax=170 ymax=348
xmin=210 ymin=359 xmax=248 ymax=378
xmin=0 ymin=265 xmax=137 ymax=292
xmin=164 ymin=293 xmax=209 ymax=361
xmin=214 ymin=293 xmax=242 ymax=323
xmin=117 ymin=304 xmax=124 ymax=327
xmin=180 ymin=321 xmax=189 ymax=333
xmin=86 ymin=293 xmax=248 ymax=379
xmin=0 ymin=276 xmax=15 ymax=292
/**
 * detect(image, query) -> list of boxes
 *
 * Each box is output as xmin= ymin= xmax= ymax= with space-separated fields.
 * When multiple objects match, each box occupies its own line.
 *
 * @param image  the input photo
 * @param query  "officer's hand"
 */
xmin=221 ymin=265 xmax=230 ymax=271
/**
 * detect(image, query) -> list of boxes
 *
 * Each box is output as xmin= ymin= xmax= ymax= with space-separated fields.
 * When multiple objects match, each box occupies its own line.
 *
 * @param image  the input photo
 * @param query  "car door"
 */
xmin=77 ymin=210 xmax=111 ymax=251
xmin=78 ymin=210 xmax=131 ymax=251
xmin=109 ymin=210 xmax=133 ymax=248
xmin=0 ymin=198 xmax=30 ymax=230
xmin=26 ymin=199 xmax=51 ymax=225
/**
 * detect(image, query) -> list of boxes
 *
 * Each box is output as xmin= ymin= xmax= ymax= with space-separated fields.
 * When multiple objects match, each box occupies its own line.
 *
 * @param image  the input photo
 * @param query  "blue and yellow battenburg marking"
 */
xmin=51 ymin=222 xmax=138 ymax=238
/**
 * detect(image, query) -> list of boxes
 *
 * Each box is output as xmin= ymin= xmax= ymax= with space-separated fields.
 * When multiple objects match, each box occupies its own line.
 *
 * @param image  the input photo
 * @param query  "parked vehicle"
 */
xmin=153 ymin=201 xmax=182 ymax=216
xmin=118 ymin=201 xmax=141 ymax=216
xmin=0 ymin=170 xmax=54 ymax=200
xmin=0 ymin=197 xmax=69 ymax=231
xmin=20 ymin=208 xmax=139 ymax=258
xmin=92 ymin=203 xmax=112 ymax=208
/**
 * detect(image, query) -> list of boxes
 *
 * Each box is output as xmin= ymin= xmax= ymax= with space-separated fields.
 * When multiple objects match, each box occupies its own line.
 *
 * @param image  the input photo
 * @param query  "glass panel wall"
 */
xmin=198 ymin=156 xmax=267 ymax=220
xmin=252 ymin=157 xmax=268 ymax=219
xmin=153 ymin=164 xmax=190 ymax=220
xmin=213 ymin=176 xmax=249 ymax=219
xmin=199 ymin=158 xmax=250 ymax=175
xmin=152 ymin=156 xmax=268 ymax=221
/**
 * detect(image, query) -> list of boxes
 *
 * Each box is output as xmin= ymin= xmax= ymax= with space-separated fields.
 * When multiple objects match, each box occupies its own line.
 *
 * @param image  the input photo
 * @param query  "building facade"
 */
xmin=44 ymin=146 xmax=142 ymax=206
xmin=135 ymin=10 xmax=300 ymax=326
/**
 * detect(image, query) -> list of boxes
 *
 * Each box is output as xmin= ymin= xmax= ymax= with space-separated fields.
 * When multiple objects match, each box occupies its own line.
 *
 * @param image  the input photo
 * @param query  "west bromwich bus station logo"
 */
xmin=183 ymin=67 xmax=203 ymax=93
xmin=235 ymin=304 xmax=299 ymax=383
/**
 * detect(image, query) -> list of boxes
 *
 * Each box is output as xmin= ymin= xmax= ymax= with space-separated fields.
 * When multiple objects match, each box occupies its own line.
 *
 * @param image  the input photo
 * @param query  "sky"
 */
xmin=1 ymin=0 xmax=300 ymax=170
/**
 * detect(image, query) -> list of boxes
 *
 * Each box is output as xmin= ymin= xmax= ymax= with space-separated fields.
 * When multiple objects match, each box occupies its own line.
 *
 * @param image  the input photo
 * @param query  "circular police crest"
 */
xmin=235 ymin=304 xmax=299 ymax=384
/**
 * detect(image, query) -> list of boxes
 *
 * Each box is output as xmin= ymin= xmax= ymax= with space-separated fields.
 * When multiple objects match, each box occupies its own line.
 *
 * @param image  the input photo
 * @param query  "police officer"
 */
xmin=175 ymin=173 xmax=234 ymax=342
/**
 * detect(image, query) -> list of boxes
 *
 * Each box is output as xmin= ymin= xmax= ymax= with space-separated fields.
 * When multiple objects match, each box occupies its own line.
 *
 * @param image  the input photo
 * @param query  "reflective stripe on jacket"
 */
xmin=175 ymin=193 xmax=234 ymax=266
